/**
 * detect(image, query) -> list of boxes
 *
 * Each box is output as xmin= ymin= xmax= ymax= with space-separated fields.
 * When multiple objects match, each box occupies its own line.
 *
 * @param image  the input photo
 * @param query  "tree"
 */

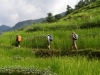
xmin=46 ymin=12 xmax=54 ymax=23
xmin=75 ymin=0 xmax=85 ymax=9
xmin=78 ymin=0 xmax=85 ymax=8
xmin=90 ymin=0 xmax=96 ymax=3
xmin=54 ymin=14 xmax=62 ymax=20
xmin=84 ymin=0 xmax=90 ymax=5
xmin=66 ymin=5 xmax=73 ymax=15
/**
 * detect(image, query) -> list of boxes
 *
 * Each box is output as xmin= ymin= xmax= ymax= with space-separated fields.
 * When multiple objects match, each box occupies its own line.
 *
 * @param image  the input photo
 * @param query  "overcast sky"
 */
xmin=0 ymin=0 xmax=80 ymax=27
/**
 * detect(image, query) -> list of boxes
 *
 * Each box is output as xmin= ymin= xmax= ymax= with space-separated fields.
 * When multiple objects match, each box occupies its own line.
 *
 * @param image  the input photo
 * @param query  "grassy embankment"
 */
xmin=0 ymin=45 xmax=100 ymax=75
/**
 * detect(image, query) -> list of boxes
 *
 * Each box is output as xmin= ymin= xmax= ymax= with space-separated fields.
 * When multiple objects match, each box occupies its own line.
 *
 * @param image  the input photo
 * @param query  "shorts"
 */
xmin=47 ymin=40 xmax=50 ymax=45
xmin=72 ymin=40 xmax=76 ymax=46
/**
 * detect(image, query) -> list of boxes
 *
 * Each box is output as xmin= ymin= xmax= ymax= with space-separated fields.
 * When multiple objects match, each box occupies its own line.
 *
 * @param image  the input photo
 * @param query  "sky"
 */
xmin=0 ymin=0 xmax=80 ymax=27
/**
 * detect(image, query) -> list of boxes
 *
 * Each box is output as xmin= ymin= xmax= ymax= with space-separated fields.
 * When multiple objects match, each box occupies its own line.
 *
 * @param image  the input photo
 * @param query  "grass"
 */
xmin=0 ymin=53 xmax=100 ymax=75
xmin=1 ymin=28 xmax=100 ymax=50
xmin=0 ymin=45 xmax=100 ymax=75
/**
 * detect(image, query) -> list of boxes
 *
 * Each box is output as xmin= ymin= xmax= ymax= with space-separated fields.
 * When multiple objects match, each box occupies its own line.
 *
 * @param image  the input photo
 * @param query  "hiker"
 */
xmin=16 ymin=34 xmax=22 ymax=47
xmin=71 ymin=32 xmax=78 ymax=50
xmin=47 ymin=34 xmax=52 ymax=50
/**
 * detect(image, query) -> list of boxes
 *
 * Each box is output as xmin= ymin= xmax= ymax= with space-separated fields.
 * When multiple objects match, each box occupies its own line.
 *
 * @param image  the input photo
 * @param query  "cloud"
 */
xmin=0 ymin=0 xmax=80 ymax=27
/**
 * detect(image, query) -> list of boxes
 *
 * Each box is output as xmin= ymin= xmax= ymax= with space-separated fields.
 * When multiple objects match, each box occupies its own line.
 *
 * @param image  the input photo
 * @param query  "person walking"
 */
xmin=71 ymin=32 xmax=78 ymax=50
xmin=47 ymin=34 xmax=50 ymax=49
xmin=47 ymin=34 xmax=52 ymax=50
xmin=16 ymin=34 xmax=22 ymax=47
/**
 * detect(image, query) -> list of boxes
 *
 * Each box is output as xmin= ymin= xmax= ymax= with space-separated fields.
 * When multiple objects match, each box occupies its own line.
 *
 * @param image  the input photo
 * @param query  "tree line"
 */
xmin=46 ymin=0 xmax=98 ymax=23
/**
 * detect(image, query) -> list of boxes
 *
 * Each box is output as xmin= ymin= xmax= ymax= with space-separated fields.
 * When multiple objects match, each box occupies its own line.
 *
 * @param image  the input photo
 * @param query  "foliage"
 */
xmin=80 ymin=18 xmax=100 ymax=28
xmin=54 ymin=14 xmax=62 ymax=21
xmin=46 ymin=12 xmax=55 ymax=23
xmin=66 ymin=5 xmax=74 ymax=15
xmin=0 ymin=66 xmax=56 ymax=75
xmin=0 ymin=44 xmax=100 ymax=75
xmin=75 ymin=0 xmax=85 ymax=9
xmin=35 ymin=49 xmax=61 ymax=57
xmin=75 ymin=0 xmax=97 ymax=10
xmin=35 ymin=49 xmax=100 ymax=59
xmin=26 ymin=26 xmax=43 ymax=32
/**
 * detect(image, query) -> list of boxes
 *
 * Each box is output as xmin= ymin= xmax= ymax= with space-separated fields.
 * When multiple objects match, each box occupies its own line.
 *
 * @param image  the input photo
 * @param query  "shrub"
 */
xmin=35 ymin=49 xmax=61 ymax=57
xmin=26 ymin=26 xmax=43 ymax=32
xmin=80 ymin=21 xmax=96 ymax=28
xmin=35 ymin=49 xmax=100 ymax=59
xmin=66 ymin=24 xmax=79 ymax=30
xmin=80 ymin=19 xmax=100 ymax=29
xmin=0 ymin=66 xmax=56 ymax=75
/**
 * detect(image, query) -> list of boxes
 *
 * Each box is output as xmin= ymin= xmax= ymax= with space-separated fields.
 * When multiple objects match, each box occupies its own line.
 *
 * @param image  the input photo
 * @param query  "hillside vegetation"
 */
xmin=0 ymin=0 xmax=100 ymax=75
xmin=1 ymin=0 xmax=100 ymax=50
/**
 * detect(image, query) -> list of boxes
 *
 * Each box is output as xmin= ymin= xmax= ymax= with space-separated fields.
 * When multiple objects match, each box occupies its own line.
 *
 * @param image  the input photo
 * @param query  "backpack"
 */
xmin=49 ymin=35 xmax=53 ymax=41
xmin=18 ymin=35 xmax=22 ymax=42
xmin=74 ymin=34 xmax=78 ymax=40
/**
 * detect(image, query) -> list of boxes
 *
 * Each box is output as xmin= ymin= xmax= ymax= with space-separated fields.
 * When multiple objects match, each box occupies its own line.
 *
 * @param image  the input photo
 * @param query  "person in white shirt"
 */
xmin=47 ymin=34 xmax=50 ymax=49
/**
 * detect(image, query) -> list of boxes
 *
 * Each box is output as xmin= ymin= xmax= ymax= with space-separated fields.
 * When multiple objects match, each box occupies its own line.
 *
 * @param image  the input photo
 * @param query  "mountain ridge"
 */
xmin=11 ymin=18 xmax=46 ymax=30
xmin=0 ymin=12 xmax=66 ymax=31
xmin=0 ymin=25 xmax=11 ymax=32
